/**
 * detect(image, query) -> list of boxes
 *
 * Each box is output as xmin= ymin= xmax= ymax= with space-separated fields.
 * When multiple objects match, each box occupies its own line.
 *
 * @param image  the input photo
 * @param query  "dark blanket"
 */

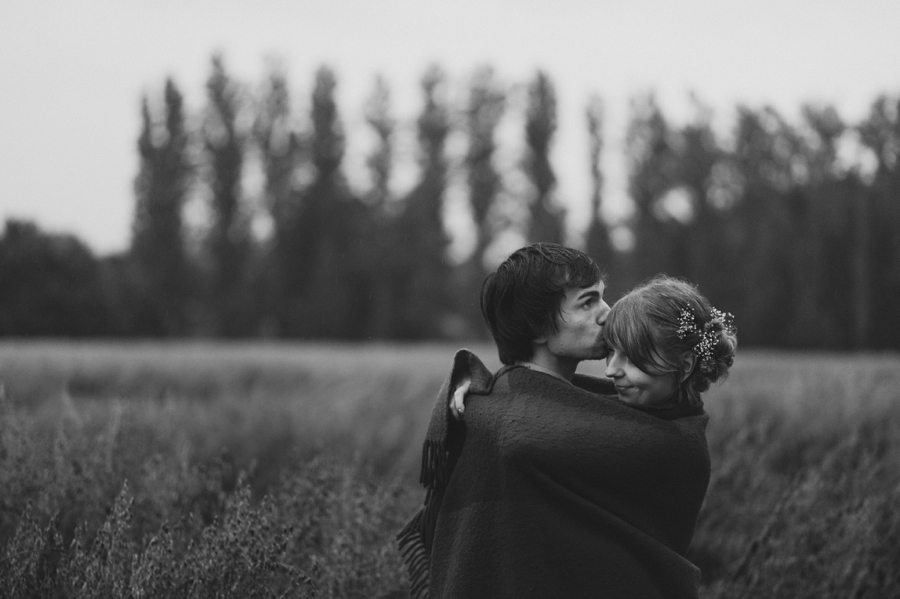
xmin=398 ymin=349 xmax=711 ymax=598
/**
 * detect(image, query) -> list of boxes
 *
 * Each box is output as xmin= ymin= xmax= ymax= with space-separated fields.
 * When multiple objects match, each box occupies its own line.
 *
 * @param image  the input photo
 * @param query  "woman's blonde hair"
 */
xmin=604 ymin=275 xmax=737 ymax=407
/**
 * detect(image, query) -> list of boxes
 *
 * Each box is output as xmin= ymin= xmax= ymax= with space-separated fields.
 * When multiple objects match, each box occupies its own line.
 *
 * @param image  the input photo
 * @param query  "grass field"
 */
xmin=0 ymin=341 xmax=898 ymax=597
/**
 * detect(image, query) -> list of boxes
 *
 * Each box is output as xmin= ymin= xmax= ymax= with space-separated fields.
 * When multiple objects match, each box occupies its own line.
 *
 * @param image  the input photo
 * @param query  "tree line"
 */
xmin=1 ymin=55 xmax=899 ymax=348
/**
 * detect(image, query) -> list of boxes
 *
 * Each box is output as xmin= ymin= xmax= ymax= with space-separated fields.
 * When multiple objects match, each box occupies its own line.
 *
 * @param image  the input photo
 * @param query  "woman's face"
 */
xmin=604 ymin=348 xmax=676 ymax=406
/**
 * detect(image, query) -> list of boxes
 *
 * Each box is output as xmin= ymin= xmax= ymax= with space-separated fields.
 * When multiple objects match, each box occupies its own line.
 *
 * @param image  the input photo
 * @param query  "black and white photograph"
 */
xmin=1 ymin=1 xmax=898 ymax=596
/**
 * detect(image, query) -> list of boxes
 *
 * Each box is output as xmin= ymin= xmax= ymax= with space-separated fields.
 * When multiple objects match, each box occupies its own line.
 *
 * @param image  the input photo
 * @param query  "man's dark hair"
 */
xmin=481 ymin=243 xmax=603 ymax=365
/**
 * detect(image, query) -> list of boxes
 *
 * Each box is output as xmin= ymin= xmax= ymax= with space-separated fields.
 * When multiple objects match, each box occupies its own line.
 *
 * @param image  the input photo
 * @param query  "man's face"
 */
xmin=544 ymin=281 xmax=611 ymax=361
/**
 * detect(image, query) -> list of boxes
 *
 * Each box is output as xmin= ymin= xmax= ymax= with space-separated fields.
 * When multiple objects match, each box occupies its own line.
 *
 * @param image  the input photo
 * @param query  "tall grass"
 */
xmin=0 ymin=341 xmax=897 ymax=597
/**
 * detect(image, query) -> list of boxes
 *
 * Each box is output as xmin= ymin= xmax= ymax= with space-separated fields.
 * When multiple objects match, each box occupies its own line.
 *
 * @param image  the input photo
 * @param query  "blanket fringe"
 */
xmin=397 ymin=512 xmax=430 ymax=599
xmin=399 ymin=439 xmax=452 ymax=598
xmin=420 ymin=439 xmax=450 ymax=488
xmin=398 ymin=349 xmax=487 ymax=598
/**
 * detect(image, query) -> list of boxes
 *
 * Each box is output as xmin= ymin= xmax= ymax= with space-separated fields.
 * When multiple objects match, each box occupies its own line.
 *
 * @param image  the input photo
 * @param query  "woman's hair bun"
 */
xmin=697 ymin=325 xmax=738 ymax=391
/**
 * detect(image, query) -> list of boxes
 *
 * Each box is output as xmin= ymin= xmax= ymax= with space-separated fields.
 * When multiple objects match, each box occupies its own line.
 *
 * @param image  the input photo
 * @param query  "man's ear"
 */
xmin=532 ymin=322 xmax=551 ymax=346
xmin=679 ymin=351 xmax=697 ymax=383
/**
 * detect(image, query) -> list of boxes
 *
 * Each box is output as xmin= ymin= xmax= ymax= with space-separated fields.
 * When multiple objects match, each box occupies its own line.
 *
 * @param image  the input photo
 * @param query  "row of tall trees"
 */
xmin=117 ymin=58 xmax=569 ymax=341
xmin=618 ymin=95 xmax=900 ymax=348
xmin=2 ymin=55 xmax=899 ymax=348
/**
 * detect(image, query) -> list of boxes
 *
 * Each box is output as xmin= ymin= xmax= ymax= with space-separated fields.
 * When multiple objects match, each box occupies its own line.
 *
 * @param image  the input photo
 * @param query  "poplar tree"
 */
xmin=858 ymin=94 xmax=900 ymax=348
xmin=624 ymin=93 xmax=679 ymax=288
xmin=728 ymin=106 xmax=798 ymax=345
xmin=297 ymin=66 xmax=368 ymax=338
xmin=131 ymin=78 xmax=193 ymax=336
xmin=203 ymin=54 xmax=252 ymax=335
xmin=459 ymin=67 xmax=505 ymax=332
xmin=676 ymin=100 xmax=727 ymax=296
xmin=785 ymin=105 xmax=854 ymax=346
xmin=524 ymin=71 xmax=565 ymax=244
xmin=363 ymin=75 xmax=398 ymax=338
xmin=365 ymin=75 xmax=395 ymax=210
xmin=583 ymin=96 xmax=615 ymax=284
xmin=465 ymin=67 xmax=505 ymax=268
xmin=254 ymin=66 xmax=303 ymax=336
xmin=393 ymin=65 xmax=452 ymax=338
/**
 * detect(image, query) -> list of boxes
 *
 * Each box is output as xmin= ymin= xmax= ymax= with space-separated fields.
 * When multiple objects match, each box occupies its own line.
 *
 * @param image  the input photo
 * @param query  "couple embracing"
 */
xmin=399 ymin=243 xmax=737 ymax=598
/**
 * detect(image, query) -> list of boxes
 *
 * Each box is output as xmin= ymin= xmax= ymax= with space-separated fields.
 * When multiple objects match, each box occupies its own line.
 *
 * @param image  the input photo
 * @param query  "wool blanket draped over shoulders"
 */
xmin=398 ymin=349 xmax=711 ymax=599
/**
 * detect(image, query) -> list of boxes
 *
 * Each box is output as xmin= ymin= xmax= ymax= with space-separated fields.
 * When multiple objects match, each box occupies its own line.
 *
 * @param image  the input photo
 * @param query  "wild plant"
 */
xmin=1 ymin=344 xmax=899 ymax=597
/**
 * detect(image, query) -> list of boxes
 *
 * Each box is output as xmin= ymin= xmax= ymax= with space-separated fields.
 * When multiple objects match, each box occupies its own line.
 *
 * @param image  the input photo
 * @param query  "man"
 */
xmin=398 ymin=243 xmax=710 ymax=598
xmin=479 ymin=242 xmax=611 ymax=380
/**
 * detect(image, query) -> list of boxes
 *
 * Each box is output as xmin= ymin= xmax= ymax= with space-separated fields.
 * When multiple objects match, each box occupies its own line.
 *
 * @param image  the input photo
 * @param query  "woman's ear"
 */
xmin=679 ymin=351 xmax=697 ymax=383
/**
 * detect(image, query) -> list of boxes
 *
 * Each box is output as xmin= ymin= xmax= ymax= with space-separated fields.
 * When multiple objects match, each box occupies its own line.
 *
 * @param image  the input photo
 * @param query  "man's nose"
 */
xmin=597 ymin=300 xmax=611 ymax=323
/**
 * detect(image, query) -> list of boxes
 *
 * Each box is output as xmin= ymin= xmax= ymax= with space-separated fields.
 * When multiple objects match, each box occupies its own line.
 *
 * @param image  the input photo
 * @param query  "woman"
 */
xmin=399 ymin=274 xmax=737 ymax=598
xmin=603 ymin=275 xmax=737 ymax=410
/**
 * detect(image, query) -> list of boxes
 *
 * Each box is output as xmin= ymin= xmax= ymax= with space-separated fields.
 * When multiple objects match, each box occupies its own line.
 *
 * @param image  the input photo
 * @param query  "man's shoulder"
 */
xmin=498 ymin=366 xmax=618 ymax=405
xmin=571 ymin=372 xmax=617 ymax=396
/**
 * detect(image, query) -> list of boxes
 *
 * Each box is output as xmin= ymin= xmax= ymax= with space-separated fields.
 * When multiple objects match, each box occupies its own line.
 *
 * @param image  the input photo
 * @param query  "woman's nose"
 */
xmin=605 ymin=352 xmax=622 ymax=378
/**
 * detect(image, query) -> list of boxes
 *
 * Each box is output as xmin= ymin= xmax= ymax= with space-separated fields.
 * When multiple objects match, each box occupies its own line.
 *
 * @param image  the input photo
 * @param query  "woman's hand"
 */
xmin=450 ymin=377 xmax=471 ymax=420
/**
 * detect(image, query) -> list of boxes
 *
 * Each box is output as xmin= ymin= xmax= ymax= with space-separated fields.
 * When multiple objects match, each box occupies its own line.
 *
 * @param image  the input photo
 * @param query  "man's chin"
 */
xmin=585 ymin=346 xmax=610 ymax=361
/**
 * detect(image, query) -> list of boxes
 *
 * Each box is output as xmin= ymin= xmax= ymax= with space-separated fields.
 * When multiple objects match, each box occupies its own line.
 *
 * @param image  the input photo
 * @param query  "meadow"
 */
xmin=0 ymin=341 xmax=897 ymax=598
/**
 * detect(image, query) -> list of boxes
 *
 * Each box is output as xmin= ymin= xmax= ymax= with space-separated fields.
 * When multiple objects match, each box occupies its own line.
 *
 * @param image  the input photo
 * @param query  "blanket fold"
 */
xmin=398 ymin=349 xmax=492 ymax=597
xmin=399 ymin=349 xmax=710 ymax=598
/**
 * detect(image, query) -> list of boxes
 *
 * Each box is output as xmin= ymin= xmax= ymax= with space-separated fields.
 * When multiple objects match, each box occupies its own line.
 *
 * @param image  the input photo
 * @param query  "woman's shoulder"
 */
xmin=632 ymin=401 xmax=707 ymax=421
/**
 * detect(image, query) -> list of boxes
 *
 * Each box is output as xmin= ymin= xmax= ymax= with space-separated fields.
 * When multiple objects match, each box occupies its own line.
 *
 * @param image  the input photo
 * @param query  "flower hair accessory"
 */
xmin=677 ymin=307 xmax=735 ymax=374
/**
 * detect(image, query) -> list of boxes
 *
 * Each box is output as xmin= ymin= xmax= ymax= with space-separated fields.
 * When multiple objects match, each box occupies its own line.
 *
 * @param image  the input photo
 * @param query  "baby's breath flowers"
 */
xmin=677 ymin=307 xmax=736 ymax=373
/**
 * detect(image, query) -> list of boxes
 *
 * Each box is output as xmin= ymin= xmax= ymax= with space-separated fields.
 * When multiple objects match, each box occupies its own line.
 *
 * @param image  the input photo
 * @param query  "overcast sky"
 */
xmin=1 ymin=0 xmax=898 ymax=256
